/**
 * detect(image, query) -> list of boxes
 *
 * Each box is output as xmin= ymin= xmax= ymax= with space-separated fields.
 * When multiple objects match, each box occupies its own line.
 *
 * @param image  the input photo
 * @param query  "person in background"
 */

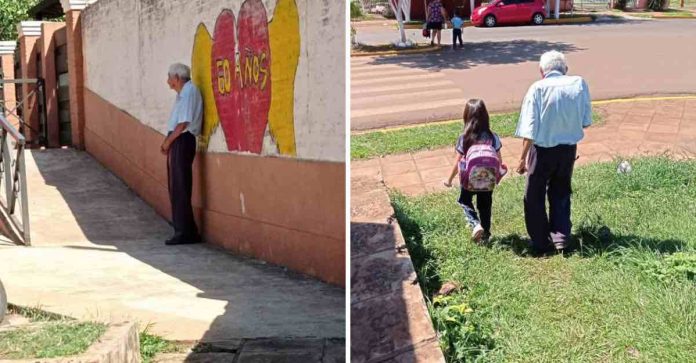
xmin=451 ymin=10 xmax=465 ymax=49
xmin=426 ymin=0 xmax=447 ymax=46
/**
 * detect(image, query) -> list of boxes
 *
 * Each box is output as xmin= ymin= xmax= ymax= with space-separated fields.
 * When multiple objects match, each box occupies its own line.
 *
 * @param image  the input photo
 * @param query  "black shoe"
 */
xmin=530 ymin=242 xmax=556 ymax=256
xmin=165 ymin=235 xmax=202 ymax=245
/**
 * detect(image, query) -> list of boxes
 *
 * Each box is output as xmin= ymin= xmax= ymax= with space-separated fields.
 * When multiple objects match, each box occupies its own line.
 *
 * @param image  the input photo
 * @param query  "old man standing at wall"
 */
xmin=161 ymin=63 xmax=203 ymax=245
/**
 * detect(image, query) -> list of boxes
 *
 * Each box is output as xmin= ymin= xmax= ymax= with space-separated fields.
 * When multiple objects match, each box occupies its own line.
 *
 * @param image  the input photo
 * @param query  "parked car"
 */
xmin=471 ymin=0 xmax=546 ymax=27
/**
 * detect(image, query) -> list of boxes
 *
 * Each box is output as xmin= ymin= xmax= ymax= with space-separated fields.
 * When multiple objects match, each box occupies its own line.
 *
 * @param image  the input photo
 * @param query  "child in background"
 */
xmin=450 ymin=11 xmax=464 ymax=49
xmin=444 ymin=99 xmax=507 ymax=242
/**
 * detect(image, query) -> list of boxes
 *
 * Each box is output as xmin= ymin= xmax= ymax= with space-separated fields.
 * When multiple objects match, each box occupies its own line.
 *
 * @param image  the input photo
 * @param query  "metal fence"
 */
xmin=0 ymin=112 xmax=30 ymax=245
xmin=573 ymin=0 xmax=610 ymax=10
xmin=359 ymin=0 xmax=390 ymax=13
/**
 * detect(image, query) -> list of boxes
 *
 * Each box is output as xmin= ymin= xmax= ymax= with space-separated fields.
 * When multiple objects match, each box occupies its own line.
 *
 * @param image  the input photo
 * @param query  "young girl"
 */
xmin=444 ymin=99 xmax=506 ymax=242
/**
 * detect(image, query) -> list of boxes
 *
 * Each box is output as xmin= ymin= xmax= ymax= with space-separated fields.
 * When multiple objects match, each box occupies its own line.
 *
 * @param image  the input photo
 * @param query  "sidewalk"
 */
xmin=352 ymin=98 xmax=696 ymax=196
xmin=0 ymin=149 xmax=345 ymax=345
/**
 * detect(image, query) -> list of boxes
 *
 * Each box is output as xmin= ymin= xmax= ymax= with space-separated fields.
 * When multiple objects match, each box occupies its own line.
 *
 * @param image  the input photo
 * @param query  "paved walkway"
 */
xmin=350 ymin=20 xmax=696 ymax=130
xmin=352 ymin=98 xmax=696 ymax=195
xmin=351 ymin=162 xmax=445 ymax=363
xmin=0 ymin=150 xmax=344 ymax=346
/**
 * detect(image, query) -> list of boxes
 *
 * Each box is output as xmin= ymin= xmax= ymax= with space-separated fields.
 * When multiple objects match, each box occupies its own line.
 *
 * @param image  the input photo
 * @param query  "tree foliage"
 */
xmin=0 ymin=0 xmax=41 ymax=41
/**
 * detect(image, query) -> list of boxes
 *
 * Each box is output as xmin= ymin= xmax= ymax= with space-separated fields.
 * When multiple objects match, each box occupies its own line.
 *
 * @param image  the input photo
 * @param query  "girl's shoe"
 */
xmin=472 ymin=224 xmax=484 ymax=242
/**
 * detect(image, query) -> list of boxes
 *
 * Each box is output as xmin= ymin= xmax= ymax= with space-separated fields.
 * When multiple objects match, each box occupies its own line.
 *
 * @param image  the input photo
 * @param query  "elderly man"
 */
xmin=161 ymin=63 xmax=203 ymax=245
xmin=515 ymin=51 xmax=592 ymax=253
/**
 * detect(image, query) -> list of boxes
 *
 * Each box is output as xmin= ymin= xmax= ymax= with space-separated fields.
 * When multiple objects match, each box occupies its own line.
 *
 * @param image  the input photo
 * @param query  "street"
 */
xmin=351 ymin=19 xmax=696 ymax=130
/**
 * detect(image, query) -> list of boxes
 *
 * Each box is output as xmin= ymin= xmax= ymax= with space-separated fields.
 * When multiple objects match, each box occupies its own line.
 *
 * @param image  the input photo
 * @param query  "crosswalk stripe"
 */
xmin=351 ymin=80 xmax=453 ymax=96
xmin=352 ymin=73 xmax=445 ymax=87
xmin=351 ymin=63 xmax=403 ymax=72
xmin=352 ymin=68 xmax=426 ymax=80
xmin=352 ymin=88 xmax=463 ymax=107
xmin=351 ymin=98 xmax=465 ymax=118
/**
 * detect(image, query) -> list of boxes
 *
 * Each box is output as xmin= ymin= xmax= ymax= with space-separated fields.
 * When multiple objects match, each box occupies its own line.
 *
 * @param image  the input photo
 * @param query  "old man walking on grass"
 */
xmin=515 ymin=50 xmax=592 ymax=254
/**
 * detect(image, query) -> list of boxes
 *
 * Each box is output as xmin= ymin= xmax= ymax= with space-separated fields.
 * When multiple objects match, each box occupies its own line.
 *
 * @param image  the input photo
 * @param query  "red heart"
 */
xmin=210 ymin=1 xmax=271 ymax=154
xmin=236 ymin=0 xmax=271 ymax=154
xmin=211 ymin=9 xmax=241 ymax=151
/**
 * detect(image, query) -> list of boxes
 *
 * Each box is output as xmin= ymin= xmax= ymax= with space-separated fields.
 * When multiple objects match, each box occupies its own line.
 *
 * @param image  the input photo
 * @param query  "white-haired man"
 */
xmin=515 ymin=50 xmax=592 ymax=254
xmin=161 ymin=63 xmax=203 ymax=245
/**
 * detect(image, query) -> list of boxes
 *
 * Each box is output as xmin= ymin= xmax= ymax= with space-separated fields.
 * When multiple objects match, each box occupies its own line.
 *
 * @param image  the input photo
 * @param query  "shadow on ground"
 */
xmin=490 ymin=224 xmax=688 ymax=258
xmin=7 ymin=149 xmax=345 ymax=362
xmin=367 ymin=39 xmax=585 ymax=71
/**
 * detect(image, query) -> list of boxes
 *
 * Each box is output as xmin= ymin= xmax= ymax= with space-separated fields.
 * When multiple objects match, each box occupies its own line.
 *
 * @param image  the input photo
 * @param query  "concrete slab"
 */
xmin=0 ymin=149 xmax=344 ymax=342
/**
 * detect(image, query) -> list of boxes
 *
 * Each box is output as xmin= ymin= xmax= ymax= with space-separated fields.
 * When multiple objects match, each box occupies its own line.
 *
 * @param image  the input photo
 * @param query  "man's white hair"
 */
xmin=168 ymin=63 xmax=191 ymax=81
xmin=539 ymin=50 xmax=568 ymax=75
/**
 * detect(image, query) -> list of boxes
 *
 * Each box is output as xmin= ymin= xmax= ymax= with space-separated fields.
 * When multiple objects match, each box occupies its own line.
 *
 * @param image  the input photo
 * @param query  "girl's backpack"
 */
xmin=459 ymin=138 xmax=501 ymax=191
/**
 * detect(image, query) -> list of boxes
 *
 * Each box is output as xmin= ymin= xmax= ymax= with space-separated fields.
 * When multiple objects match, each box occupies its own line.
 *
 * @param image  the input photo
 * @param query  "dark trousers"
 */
xmin=453 ymin=28 xmax=463 ymax=47
xmin=458 ymin=188 xmax=493 ymax=233
xmin=167 ymin=132 xmax=199 ymax=241
xmin=524 ymin=144 xmax=577 ymax=249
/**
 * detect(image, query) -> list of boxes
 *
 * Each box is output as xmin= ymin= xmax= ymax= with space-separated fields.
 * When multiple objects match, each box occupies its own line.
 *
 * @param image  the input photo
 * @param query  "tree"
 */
xmin=401 ymin=0 xmax=412 ymax=22
xmin=389 ymin=0 xmax=407 ymax=45
xmin=0 ymin=0 xmax=40 ymax=41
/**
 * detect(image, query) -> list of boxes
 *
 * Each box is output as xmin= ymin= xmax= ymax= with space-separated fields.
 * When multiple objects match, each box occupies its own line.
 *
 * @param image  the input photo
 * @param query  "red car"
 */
xmin=471 ymin=0 xmax=546 ymax=27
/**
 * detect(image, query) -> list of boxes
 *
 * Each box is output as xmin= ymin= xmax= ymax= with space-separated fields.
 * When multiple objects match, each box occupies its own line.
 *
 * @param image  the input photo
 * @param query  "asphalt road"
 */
xmin=351 ymin=18 xmax=696 ymax=130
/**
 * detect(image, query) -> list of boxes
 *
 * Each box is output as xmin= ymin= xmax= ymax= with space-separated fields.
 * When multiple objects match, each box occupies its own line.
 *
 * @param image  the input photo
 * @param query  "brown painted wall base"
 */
xmin=83 ymin=88 xmax=345 ymax=286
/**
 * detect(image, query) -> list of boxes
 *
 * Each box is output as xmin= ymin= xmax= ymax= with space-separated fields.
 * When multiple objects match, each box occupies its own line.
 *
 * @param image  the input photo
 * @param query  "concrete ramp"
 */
xmin=0 ymin=149 xmax=344 ymax=341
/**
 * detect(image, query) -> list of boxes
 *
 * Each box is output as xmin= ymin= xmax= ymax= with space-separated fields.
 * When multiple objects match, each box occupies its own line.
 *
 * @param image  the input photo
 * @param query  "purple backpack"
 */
xmin=459 ymin=138 xmax=500 ymax=191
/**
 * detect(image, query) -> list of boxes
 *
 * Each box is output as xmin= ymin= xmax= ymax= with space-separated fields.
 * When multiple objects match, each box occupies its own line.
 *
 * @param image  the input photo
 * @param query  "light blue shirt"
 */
xmin=167 ymin=81 xmax=203 ymax=136
xmin=451 ymin=16 xmax=464 ymax=29
xmin=515 ymin=71 xmax=592 ymax=148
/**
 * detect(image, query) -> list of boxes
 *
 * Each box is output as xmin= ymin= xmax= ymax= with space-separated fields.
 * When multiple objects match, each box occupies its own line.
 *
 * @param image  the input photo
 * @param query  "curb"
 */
xmin=0 ymin=322 xmax=140 ymax=363
xmin=351 ymin=176 xmax=447 ymax=363
xmin=543 ymin=16 xmax=594 ymax=24
xmin=401 ymin=22 xmax=474 ymax=29
xmin=651 ymin=15 xmax=695 ymax=19
xmin=351 ymin=45 xmax=444 ymax=57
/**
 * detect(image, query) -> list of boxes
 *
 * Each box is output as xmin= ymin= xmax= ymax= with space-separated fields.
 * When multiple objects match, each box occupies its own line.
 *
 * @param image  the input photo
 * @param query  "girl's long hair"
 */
xmin=462 ymin=99 xmax=492 ymax=153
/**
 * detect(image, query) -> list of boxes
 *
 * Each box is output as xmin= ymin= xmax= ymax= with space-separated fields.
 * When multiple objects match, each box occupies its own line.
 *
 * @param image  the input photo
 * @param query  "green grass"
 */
xmin=140 ymin=326 xmax=183 ymax=363
xmin=351 ymin=111 xmax=603 ymax=160
xmin=0 ymin=317 xmax=106 ymax=359
xmin=391 ymin=157 xmax=696 ymax=362
xmin=0 ymin=305 xmax=106 ymax=359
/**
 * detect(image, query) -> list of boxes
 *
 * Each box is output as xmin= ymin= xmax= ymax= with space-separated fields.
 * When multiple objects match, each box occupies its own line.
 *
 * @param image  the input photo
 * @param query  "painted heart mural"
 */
xmin=191 ymin=0 xmax=299 ymax=156
xmin=191 ymin=24 xmax=219 ymax=150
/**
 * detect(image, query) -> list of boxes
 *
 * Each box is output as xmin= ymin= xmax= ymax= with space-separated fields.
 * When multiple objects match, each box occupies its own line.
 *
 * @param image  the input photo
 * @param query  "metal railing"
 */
xmin=0 ymin=113 xmax=30 ymax=245
xmin=0 ymin=78 xmax=47 ymax=147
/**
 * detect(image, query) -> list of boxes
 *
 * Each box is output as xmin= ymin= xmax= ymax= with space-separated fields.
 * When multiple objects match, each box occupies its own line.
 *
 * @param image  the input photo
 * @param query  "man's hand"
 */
xmin=443 ymin=179 xmax=453 ymax=188
xmin=160 ymin=140 xmax=170 ymax=155
xmin=516 ymin=157 xmax=527 ymax=174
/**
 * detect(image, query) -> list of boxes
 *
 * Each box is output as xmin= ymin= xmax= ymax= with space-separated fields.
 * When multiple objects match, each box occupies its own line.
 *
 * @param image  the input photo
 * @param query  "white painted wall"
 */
xmin=82 ymin=0 xmax=345 ymax=162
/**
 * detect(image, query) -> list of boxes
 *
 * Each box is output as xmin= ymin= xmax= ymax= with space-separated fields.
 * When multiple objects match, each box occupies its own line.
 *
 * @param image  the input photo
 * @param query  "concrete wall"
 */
xmin=82 ymin=0 xmax=344 ymax=161
xmin=81 ymin=0 xmax=345 ymax=285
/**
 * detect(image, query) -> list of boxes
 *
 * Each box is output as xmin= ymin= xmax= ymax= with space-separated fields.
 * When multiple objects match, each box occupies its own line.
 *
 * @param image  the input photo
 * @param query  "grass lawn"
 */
xmin=140 ymin=326 xmax=185 ymax=363
xmin=392 ymin=157 xmax=696 ymax=362
xmin=351 ymin=111 xmax=603 ymax=160
xmin=0 ymin=306 xmax=106 ymax=360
